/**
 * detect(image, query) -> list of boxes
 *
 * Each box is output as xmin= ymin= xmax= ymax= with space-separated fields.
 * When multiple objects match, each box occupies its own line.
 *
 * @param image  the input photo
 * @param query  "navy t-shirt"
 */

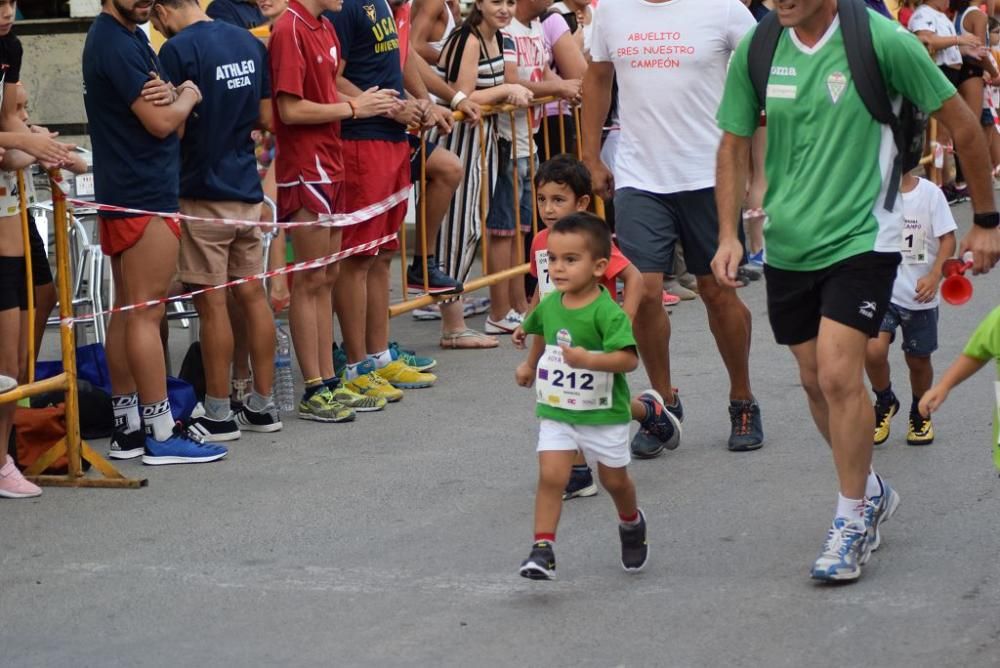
xmin=0 ymin=32 xmax=23 ymax=111
xmin=206 ymin=0 xmax=266 ymax=29
xmin=83 ymin=13 xmax=180 ymax=216
xmin=159 ymin=20 xmax=270 ymax=203
xmin=325 ymin=0 xmax=405 ymax=142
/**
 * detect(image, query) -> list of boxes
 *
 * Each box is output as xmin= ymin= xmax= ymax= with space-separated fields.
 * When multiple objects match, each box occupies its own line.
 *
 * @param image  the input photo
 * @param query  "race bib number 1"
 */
xmin=536 ymin=344 xmax=612 ymax=411
xmin=901 ymin=220 xmax=927 ymax=265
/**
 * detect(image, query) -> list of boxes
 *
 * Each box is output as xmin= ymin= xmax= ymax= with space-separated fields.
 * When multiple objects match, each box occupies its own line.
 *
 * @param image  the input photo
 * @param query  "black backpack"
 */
xmin=747 ymin=0 xmax=928 ymax=211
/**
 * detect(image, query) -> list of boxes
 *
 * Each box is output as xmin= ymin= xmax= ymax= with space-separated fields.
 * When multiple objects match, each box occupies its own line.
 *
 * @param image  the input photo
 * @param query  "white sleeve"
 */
xmin=909 ymin=8 xmax=935 ymax=33
xmin=589 ymin=1 xmax=611 ymax=63
xmin=929 ymin=182 xmax=959 ymax=237
xmin=726 ymin=0 xmax=757 ymax=50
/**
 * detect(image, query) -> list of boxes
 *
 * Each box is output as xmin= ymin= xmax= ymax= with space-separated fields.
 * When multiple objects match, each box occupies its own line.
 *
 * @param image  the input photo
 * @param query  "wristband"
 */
xmin=348 ymin=100 xmax=358 ymax=119
xmin=973 ymin=211 xmax=1000 ymax=229
xmin=450 ymin=91 xmax=467 ymax=110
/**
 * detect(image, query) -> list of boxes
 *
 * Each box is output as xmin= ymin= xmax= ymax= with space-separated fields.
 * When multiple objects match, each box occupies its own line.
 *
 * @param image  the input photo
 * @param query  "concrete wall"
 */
xmin=21 ymin=29 xmax=90 ymax=148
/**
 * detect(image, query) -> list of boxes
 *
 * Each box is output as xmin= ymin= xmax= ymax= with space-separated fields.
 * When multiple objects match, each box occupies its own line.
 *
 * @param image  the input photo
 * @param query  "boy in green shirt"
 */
xmin=512 ymin=212 xmax=647 ymax=580
xmin=920 ymin=305 xmax=1000 ymax=471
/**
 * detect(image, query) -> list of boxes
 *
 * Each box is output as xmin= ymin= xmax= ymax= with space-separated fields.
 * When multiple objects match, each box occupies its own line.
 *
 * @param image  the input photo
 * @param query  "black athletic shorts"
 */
xmin=613 ymin=186 xmax=744 ymax=277
xmin=28 ymin=217 xmax=53 ymax=286
xmin=0 ymin=255 xmax=28 ymax=311
xmin=764 ymin=251 xmax=900 ymax=346
xmin=408 ymin=133 xmax=438 ymax=184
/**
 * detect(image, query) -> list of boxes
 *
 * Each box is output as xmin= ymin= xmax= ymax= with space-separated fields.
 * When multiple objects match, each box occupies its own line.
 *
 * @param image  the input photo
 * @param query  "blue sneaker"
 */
xmin=333 ymin=344 xmax=348 ymax=378
xmin=630 ymin=389 xmax=682 ymax=459
xmin=747 ymin=250 xmax=764 ymax=267
xmin=810 ymin=517 xmax=869 ymax=583
xmin=864 ymin=476 xmax=900 ymax=552
xmin=728 ymin=399 xmax=764 ymax=452
xmin=142 ymin=425 xmax=228 ymax=466
xmin=563 ymin=466 xmax=598 ymax=500
xmin=407 ymin=257 xmax=463 ymax=295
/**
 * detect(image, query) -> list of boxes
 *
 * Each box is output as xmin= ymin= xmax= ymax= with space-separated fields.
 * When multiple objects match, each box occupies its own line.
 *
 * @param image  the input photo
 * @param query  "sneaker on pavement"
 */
xmin=738 ymin=265 xmax=762 ymax=282
xmin=342 ymin=360 xmax=404 ymax=403
xmin=298 ymin=387 xmax=356 ymax=423
xmin=810 ymin=517 xmax=869 ymax=583
xmin=234 ymin=404 xmax=283 ymax=433
xmin=389 ymin=341 xmax=437 ymax=372
xmin=331 ymin=385 xmax=387 ymax=412
xmin=662 ymin=290 xmax=681 ymax=307
xmin=631 ymin=389 xmax=682 ymax=459
xmin=747 ymin=250 xmax=764 ymax=268
xmin=728 ymin=399 xmax=764 ymax=452
xmin=943 ymin=182 xmax=969 ymax=206
xmin=464 ymin=296 xmax=491 ymax=317
xmin=376 ymin=359 xmax=437 ymax=389
xmin=906 ymin=413 xmax=934 ymax=445
xmin=864 ymin=476 xmax=900 ymax=553
xmin=563 ymin=467 xmax=598 ymax=500
xmin=107 ymin=428 xmax=146 ymax=460
xmin=412 ymin=304 xmax=442 ymax=321
xmin=677 ymin=272 xmax=699 ymax=293
xmin=873 ymin=395 xmax=900 ymax=445
xmin=142 ymin=425 xmax=228 ymax=466
xmin=519 ymin=541 xmax=556 ymax=580
xmin=187 ymin=414 xmax=242 ymax=442
xmin=664 ymin=279 xmax=697 ymax=301
xmin=406 ymin=258 xmax=464 ymax=295
xmin=0 ymin=454 xmax=42 ymax=498
xmin=620 ymin=509 xmax=649 ymax=572
xmin=484 ymin=309 xmax=524 ymax=335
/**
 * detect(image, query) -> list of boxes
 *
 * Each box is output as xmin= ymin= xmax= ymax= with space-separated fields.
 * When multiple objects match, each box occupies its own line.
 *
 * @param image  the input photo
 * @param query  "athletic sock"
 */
xmin=910 ymin=395 xmax=921 ymax=418
xmin=142 ymin=399 xmax=174 ymax=442
xmin=345 ymin=363 xmax=363 ymax=381
xmin=865 ymin=470 xmax=883 ymax=499
xmin=323 ymin=376 xmax=340 ymax=392
xmin=204 ymin=394 xmax=230 ymax=421
xmin=112 ymin=393 xmax=140 ymax=434
xmin=246 ymin=390 xmax=272 ymax=413
xmin=368 ymin=349 xmax=393 ymax=369
xmin=534 ymin=533 xmax=555 ymax=544
xmin=836 ymin=493 xmax=866 ymax=524
xmin=619 ymin=510 xmax=641 ymax=527
xmin=874 ymin=384 xmax=895 ymax=406
xmin=571 ymin=464 xmax=590 ymax=475
xmin=303 ymin=378 xmax=324 ymax=400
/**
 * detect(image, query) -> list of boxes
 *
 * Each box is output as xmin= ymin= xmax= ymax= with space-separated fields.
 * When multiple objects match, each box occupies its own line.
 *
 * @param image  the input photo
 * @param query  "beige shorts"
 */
xmin=177 ymin=199 xmax=264 ymax=286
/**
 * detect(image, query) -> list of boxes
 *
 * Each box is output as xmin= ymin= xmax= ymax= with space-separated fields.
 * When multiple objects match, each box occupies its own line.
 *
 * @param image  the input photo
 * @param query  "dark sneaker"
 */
xmin=728 ymin=399 xmax=764 ymax=451
xmin=142 ymin=425 xmax=228 ymax=466
xmin=563 ymin=466 xmax=598 ymax=500
xmin=187 ymin=414 xmax=241 ymax=442
xmin=942 ymin=183 xmax=969 ymax=206
xmin=107 ymin=429 xmax=146 ymax=460
xmin=235 ymin=404 xmax=283 ymax=433
xmin=630 ymin=389 xmax=682 ymax=459
xmin=619 ymin=509 xmax=649 ymax=572
xmin=873 ymin=396 xmax=899 ymax=445
xmin=519 ymin=541 xmax=556 ymax=580
xmin=407 ymin=257 xmax=464 ymax=295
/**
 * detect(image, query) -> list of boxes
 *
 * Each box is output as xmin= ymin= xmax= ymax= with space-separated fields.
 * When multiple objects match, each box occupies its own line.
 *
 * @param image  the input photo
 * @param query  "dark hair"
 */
xmin=550 ymin=212 xmax=611 ymax=260
xmin=990 ymin=16 xmax=1000 ymax=31
xmin=949 ymin=0 xmax=973 ymax=12
xmin=153 ymin=0 xmax=197 ymax=7
xmin=534 ymin=154 xmax=592 ymax=199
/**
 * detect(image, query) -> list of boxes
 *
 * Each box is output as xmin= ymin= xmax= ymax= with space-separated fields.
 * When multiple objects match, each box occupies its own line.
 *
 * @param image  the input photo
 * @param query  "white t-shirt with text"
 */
xmin=894 ymin=177 xmax=958 ymax=310
xmin=590 ymin=0 xmax=754 ymax=194
xmin=499 ymin=19 xmax=547 ymax=159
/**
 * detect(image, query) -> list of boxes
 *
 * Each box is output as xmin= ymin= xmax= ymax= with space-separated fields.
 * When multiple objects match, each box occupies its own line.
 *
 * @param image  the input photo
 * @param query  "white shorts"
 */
xmin=537 ymin=419 xmax=631 ymax=468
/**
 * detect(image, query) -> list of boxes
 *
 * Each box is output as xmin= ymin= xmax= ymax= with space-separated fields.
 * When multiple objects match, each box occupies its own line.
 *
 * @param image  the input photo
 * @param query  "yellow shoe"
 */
xmin=332 ymin=385 xmax=387 ymax=412
xmin=906 ymin=414 xmax=934 ymax=446
xmin=342 ymin=360 xmax=404 ymax=403
xmin=873 ymin=397 xmax=899 ymax=445
xmin=375 ymin=359 xmax=437 ymax=389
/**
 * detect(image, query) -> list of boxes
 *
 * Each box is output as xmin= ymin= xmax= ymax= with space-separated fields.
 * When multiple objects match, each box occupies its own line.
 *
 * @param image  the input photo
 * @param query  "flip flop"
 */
xmin=440 ymin=328 xmax=499 ymax=350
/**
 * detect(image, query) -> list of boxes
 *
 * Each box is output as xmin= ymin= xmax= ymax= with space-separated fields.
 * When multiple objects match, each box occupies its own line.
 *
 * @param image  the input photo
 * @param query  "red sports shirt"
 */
xmin=530 ymin=227 xmax=631 ymax=300
xmin=269 ymin=0 xmax=344 ymax=185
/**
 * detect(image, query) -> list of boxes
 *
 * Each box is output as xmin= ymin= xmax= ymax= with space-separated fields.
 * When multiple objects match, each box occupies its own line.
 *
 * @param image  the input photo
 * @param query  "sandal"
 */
xmin=440 ymin=328 xmax=499 ymax=350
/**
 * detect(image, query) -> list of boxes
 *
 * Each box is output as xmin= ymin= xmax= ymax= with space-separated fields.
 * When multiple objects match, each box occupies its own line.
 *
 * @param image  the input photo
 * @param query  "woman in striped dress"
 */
xmin=425 ymin=0 xmax=532 ymax=348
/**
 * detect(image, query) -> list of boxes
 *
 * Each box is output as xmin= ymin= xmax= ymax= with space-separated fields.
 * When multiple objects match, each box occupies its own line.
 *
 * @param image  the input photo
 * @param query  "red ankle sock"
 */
xmin=534 ymin=533 xmax=556 ymax=544
xmin=619 ymin=511 xmax=639 ymax=525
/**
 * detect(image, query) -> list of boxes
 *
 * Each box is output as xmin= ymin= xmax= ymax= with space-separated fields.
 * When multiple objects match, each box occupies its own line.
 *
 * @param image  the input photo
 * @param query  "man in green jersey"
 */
xmin=713 ymin=0 xmax=1000 ymax=582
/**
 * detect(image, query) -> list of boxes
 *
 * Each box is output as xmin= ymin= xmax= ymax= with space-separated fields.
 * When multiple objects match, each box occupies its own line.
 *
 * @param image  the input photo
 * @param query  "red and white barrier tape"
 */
xmin=60 ymin=233 xmax=397 ymax=325
xmin=66 ymin=187 xmax=410 ymax=229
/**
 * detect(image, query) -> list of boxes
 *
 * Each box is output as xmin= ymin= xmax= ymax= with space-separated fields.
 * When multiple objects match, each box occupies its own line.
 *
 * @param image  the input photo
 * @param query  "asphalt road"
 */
xmin=3 ymin=205 xmax=999 ymax=667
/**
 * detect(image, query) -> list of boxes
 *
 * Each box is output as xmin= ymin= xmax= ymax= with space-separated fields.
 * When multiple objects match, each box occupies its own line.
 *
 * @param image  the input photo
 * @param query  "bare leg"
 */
xmin=415 ymin=148 xmax=462 ymax=263
xmin=633 ymin=272 xmax=675 ymax=404
xmin=864 ymin=332 xmax=892 ymax=392
xmin=365 ymin=253 xmax=393 ymax=354
xmin=904 ymin=353 xmax=933 ymax=399
xmin=233 ymin=280 xmax=276 ymax=395
xmin=32 ymin=282 xmax=56 ymax=361
xmin=696 ymin=275 xmax=753 ymax=401
xmin=106 ymin=255 xmax=135 ymax=396
xmin=288 ymin=216 xmax=340 ymax=382
xmin=193 ymin=287 xmax=233 ymax=401
xmin=229 ymin=292 xmax=252 ymax=394
xmin=533 ymin=450 xmax=575 ymax=537
xmin=487 ymin=235 xmax=514 ymax=321
xmin=335 ymin=254 xmax=376 ymax=364
xmin=596 ymin=464 xmax=638 ymax=519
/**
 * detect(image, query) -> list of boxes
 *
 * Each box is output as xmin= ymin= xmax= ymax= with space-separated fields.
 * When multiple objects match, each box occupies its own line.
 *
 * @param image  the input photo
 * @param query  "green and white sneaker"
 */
xmin=298 ymin=387 xmax=355 ymax=423
xmin=389 ymin=342 xmax=437 ymax=372
xmin=332 ymin=385 xmax=387 ymax=412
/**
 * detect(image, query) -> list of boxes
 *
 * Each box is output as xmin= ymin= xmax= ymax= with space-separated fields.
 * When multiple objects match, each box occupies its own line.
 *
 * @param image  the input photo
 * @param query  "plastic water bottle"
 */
xmin=274 ymin=320 xmax=295 ymax=413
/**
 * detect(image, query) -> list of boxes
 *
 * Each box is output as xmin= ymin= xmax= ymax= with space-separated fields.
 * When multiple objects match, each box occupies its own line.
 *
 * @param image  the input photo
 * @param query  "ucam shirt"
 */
xmin=590 ymin=0 xmax=754 ymax=194
xmin=717 ymin=11 xmax=955 ymax=272
xmin=326 ymin=0 xmax=406 ymax=142
xmin=159 ymin=20 xmax=270 ymax=203
xmin=892 ymin=178 xmax=957 ymax=310
xmin=498 ymin=19 xmax=547 ymax=159
xmin=269 ymin=0 xmax=344 ymax=186
xmin=908 ymin=5 xmax=962 ymax=66
xmin=207 ymin=0 xmax=266 ymax=29
xmin=83 ymin=13 xmax=180 ymax=217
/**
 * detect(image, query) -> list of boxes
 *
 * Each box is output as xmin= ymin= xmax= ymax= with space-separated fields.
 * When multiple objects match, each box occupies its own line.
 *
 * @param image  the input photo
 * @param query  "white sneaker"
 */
xmin=484 ymin=309 xmax=524 ymax=335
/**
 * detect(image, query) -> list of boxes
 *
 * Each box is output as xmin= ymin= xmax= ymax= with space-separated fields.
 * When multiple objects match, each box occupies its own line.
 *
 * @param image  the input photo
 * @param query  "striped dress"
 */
xmin=423 ymin=29 xmax=504 ymax=284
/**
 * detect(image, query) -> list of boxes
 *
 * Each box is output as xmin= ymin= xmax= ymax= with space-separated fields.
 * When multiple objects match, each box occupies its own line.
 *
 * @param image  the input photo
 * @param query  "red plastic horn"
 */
xmin=940 ymin=255 xmax=974 ymax=306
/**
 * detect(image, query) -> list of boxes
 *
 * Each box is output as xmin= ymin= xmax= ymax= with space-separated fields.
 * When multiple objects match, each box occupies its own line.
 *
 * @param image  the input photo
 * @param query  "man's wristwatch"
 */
xmin=973 ymin=212 xmax=1000 ymax=229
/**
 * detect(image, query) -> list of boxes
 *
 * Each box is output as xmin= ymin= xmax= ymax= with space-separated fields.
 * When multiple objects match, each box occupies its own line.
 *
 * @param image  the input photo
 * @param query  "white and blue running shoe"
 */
xmin=811 ymin=517 xmax=869 ymax=583
xmin=864 ymin=477 xmax=901 ymax=552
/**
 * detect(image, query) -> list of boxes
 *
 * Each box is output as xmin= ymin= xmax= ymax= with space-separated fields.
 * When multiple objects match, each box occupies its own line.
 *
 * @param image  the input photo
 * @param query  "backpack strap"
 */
xmin=839 ymin=0 xmax=902 ymax=211
xmin=747 ymin=11 xmax=784 ymax=112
